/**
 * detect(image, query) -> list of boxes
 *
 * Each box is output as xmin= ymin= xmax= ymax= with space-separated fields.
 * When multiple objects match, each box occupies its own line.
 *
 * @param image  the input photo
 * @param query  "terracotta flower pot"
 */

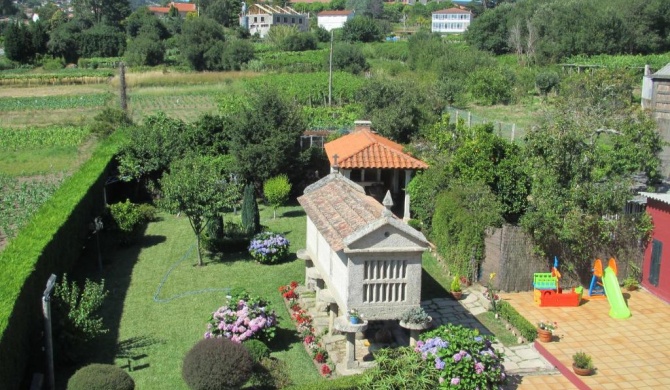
xmin=451 ymin=291 xmax=463 ymax=300
xmin=537 ymin=328 xmax=553 ymax=342
xmin=572 ymin=364 xmax=593 ymax=376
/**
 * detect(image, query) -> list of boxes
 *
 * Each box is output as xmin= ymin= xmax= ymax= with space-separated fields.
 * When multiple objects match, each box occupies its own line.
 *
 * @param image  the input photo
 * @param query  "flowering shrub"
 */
xmin=248 ymin=232 xmax=290 ymax=264
xmin=418 ymin=324 xmax=506 ymax=389
xmin=537 ymin=320 xmax=557 ymax=333
xmin=320 ymin=363 xmax=332 ymax=377
xmin=279 ymin=281 xmax=299 ymax=300
xmin=206 ymin=293 xmax=277 ymax=343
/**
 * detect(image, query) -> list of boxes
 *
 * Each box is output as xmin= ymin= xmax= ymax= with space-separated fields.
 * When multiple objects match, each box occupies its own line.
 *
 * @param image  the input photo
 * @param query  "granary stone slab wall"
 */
xmin=347 ymin=251 xmax=423 ymax=320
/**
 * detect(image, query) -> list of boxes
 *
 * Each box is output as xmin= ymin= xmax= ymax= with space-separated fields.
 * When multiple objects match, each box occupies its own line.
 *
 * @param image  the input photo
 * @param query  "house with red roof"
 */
xmin=324 ymin=120 xmax=428 ymax=217
xmin=149 ymin=2 xmax=197 ymax=18
xmin=317 ymin=10 xmax=354 ymax=31
xmin=431 ymin=7 xmax=473 ymax=34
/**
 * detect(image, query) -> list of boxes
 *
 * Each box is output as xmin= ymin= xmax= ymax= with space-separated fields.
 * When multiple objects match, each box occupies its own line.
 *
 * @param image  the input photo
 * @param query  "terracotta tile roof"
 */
xmin=433 ymin=7 xmax=472 ymax=14
xmin=324 ymin=128 xmax=428 ymax=169
xmin=149 ymin=2 xmax=196 ymax=14
xmin=298 ymin=174 xmax=387 ymax=252
xmin=318 ymin=10 xmax=354 ymax=16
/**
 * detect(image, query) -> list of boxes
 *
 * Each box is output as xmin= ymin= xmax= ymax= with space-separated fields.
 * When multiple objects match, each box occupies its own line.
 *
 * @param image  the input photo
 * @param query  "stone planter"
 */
xmin=572 ymin=364 xmax=593 ymax=376
xmin=400 ymin=317 xmax=432 ymax=346
xmin=537 ymin=328 xmax=553 ymax=343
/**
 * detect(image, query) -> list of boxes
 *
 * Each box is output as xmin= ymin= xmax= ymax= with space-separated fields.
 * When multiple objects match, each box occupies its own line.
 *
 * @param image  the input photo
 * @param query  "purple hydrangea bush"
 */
xmin=205 ymin=293 xmax=277 ymax=343
xmin=417 ymin=324 xmax=506 ymax=389
xmin=248 ymin=232 xmax=290 ymax=264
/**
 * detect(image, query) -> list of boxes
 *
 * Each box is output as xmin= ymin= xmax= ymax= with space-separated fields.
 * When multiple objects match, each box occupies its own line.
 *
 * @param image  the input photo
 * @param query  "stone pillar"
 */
xmin=334 ymin=316 xmax=368 ymax=369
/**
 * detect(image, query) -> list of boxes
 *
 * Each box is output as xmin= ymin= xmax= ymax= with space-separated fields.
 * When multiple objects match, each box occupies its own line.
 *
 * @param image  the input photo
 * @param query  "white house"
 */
xmin=431 ymin=7 xmax=473 ymax=34
xmin=240 ymin=4 xmax=308 ymax=38
xmin=317 ymin=10 xmax=354 ymax=32
xmin=297 ymin=173 xmax=429 ymax=321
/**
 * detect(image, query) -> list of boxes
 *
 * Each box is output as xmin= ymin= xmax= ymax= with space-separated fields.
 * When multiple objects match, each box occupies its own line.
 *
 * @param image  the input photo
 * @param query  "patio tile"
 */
xmin=499 ymin=288 xmax=670 ymax=390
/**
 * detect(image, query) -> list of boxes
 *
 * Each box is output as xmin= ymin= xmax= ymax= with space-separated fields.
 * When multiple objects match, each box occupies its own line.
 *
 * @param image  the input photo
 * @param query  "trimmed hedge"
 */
xmin=498 ymin=300 xmax=537 ymax=342
xmin=67 ymin=364 xmax=134 ymax=390
xmin=0 ymin=129 xmax=126 ymax=389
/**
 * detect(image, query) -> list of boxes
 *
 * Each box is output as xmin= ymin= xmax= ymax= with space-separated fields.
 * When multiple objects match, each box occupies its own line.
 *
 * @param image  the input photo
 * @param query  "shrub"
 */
xmin=498 ymin=301 xmax=537 ymax=341
xmin=535 ymin=71 xmax=560 ymax=96
xmin=466 ymin=67 xmax=514 ymax=105
xmin=330 ymin=43 xmax=369 ymax=75
xmin=53 ymin=274 xmax=108 ymax=363
xmin=360 ymin=347 xmax=438 ymax=389
xmin=419 ymin=324 xmax=506 ymax=389
xmin=67 ymin=364 xmax=134 ymax=390
xmin=182 ymin=338 xmax=253 ymax=390
xmin=263 ymin=174 xmax=291 ymax=219
xmin=247 ymin=357 xmax=292 ymax=389
xmin=248 ymin=232 xmax=290 ymax=264
xmin=42 ymin=57 xmax=65 ymax=70
xmin=244 ymin=339 xmax=270 ymax=364
xmin=91 ymin=107 xmax=133 ymax=137
xmin=241 ymin=184 xmax=260 ymax=235
xmin=206 ymin=292 xmax=277 ymax=343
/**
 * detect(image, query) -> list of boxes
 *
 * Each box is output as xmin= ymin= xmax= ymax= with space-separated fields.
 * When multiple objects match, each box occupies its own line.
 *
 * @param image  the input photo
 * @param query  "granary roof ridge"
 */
xmin=302 ymin=172 xmax=365 ymax=195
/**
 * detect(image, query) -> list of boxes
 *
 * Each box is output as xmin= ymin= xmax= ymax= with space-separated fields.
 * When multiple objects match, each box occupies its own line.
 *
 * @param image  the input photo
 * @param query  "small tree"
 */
xmin=241 ymin=184 xmax=260 ymax=235
xmin=263 ymin=174 xmax=291 ymax=219
xmin=160 ymin=155 xmax=231 ymax=266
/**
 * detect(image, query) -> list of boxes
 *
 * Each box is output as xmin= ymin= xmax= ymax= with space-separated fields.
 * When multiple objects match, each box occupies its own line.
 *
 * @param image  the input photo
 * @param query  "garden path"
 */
xmin=423 ymin=285 xmax=578 ymax=389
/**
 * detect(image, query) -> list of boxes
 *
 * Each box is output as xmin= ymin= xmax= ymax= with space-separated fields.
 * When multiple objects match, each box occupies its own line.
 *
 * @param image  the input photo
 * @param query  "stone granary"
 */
xmin=297 ymin=172 xmax=429 ymax=321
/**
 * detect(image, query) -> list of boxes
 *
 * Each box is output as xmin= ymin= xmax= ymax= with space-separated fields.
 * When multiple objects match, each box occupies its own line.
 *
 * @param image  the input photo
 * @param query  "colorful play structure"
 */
xmin=533 ymin=257 xmax=583 ymax=307
xmin=589 ymin=258 xmax=631 ymax=319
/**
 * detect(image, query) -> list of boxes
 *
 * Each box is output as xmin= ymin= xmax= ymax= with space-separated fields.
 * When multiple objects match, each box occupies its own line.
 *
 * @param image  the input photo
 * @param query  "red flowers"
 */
xmin=315 ymin=352 xmax=327 ymax=363
xmin=279 ymin=281 xmax=299 ymax=300
xmin=320 ymin=364 xmax=331 ymax=376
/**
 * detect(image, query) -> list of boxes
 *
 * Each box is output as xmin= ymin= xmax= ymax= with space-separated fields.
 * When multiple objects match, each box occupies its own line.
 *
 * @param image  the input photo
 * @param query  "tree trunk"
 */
xmin=196 ymin=234 xmax=203 ymax=267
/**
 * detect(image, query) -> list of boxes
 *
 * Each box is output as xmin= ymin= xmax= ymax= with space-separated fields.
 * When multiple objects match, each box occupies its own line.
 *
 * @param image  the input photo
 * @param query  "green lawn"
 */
xmin=60 ymin=204 xmax=321 ymax=389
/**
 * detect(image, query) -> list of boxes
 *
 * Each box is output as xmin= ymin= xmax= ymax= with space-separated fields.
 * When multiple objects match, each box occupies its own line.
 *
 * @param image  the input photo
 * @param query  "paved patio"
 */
xmin=501 ymin=288 xmax=670 ymax=390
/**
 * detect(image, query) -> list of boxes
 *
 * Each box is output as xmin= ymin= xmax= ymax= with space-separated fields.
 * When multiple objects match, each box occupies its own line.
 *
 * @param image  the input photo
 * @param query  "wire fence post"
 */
xmin=467 ymin=111 xmax=471 ymax=128
xmin=511 ymin=123 xmax=516 ymax=142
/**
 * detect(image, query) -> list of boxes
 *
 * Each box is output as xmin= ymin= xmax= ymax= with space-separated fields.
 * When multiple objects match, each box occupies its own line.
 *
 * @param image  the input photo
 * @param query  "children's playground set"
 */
xmin=533 ymin=257 xmax=631 ymax=319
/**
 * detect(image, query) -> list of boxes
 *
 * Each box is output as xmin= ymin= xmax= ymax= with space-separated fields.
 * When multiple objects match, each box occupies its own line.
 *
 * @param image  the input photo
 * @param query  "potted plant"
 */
xmin=399 ymin=307 xmax=432 ymax=330
xmin=451 ymin=275 xmax=463 ymax=300
xmin=623 ymin=275 xmax=639 ymax=291
xmin=348 ymin=308 xmax=361 ymax=324
xmin=572 ymin=351 xmax=594 ymax=376
xmin=536 ymin=320 xmax=557 ymax=342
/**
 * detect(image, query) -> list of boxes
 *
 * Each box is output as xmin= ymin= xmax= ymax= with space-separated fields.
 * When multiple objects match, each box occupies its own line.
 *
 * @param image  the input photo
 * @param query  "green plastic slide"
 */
xmin=602 ymin=267 xmax=631 ymax=319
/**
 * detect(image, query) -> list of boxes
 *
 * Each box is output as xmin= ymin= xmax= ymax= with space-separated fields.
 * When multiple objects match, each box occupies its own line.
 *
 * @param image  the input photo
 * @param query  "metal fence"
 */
xmin=445 ymin=106 xmax=527 ymax=143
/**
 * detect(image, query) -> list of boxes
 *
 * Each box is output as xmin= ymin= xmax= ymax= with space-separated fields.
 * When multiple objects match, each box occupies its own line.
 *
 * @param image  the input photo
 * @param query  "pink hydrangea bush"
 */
xmin=205 ymin=292 xmax=277 ymax=343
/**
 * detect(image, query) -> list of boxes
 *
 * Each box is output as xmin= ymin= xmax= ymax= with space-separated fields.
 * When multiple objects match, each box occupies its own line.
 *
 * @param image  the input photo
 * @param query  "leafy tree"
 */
xmin=342 ymin=16 xmax=383 ymax=43
xmin=329 ymin=43 xmax=369 ymax=74
xmin=464 ymin=3 xmax=512 ymax=55
xmin=466 ymin=67 xmax=514 ymax=105
xmin=125 ymin=34 xmax=165 ymax=66
xmin=160 ymin=155 xmax=234 ymax=266
xmin=222 ymin=39 xmax=255 ymax=70
xmin=79 ymin=24 xmax=127 ymax=58
xmin=125 ymin=6 xmax=169 ymax=39
xmin=241 ymin=184 xmax=260 ymax=235
xmin=346 ymin=0 xmax=383 ymax=18
xmin=264 ymin=174 xmax=291 ymax=219
xmin=71 ymin=0 xmax=131 ymax=24
xmin=36 ymin=2 xmax=60 ymax=24
xmin=3 ymin=23 xmax=33 ymax=63
xmin=228 ymin=87 xmax=305 ymax=187
xmin=117 ymin=112 xmax=188 ymax=191
xmin=178 ymin=16 xmax=226 ymax=70
xmin=48 ymin=19 xmax=90 ymax=63
xmin=357 ymin=77 xmax=432 ymax=143
xmin=206 ymin=0 xmax=242 ymax=27
xmin=280 ymin=32 xmax=318 ymax=52
xmin=0 ymin=0 xmax=17 ymax=16
xmin=521 ymin=70 xmax=663 ymax=279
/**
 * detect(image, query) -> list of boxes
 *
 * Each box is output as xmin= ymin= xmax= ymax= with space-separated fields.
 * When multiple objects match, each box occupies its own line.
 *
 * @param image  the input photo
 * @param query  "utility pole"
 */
xmin=328 ymin=29 xmax=334 ymax=107
xmin=43 ymin=274 xmax=57 ymax=390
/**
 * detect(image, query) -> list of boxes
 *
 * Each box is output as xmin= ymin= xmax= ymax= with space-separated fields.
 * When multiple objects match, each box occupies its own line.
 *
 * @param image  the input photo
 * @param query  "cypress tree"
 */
xmin=241 ymin=184 xmax=260 ymax=235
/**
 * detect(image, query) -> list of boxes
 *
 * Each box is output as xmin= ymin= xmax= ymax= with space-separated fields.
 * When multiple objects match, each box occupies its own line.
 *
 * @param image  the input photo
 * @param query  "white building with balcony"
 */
xmin=431 ymin=7 xmax=473 ymax=34
xmin=317 ymin=10 xmax=355 ymax=32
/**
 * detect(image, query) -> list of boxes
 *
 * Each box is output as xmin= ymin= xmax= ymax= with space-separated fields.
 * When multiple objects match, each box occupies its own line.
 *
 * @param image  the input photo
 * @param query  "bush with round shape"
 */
xmin=243 ymin=339 xmax=270 ymax=364
xmin=248 ymin=231 xmax=290 ymax=264
xmin=67 ymin=363 xmax=134 ymax=390
xmin=182 ymin=338 xmax=253 ymax=390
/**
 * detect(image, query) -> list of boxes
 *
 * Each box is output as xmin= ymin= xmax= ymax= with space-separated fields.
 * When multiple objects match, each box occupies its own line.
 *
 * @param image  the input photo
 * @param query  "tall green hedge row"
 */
xmin=0 ymin=130 xmax=125 ymax=389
